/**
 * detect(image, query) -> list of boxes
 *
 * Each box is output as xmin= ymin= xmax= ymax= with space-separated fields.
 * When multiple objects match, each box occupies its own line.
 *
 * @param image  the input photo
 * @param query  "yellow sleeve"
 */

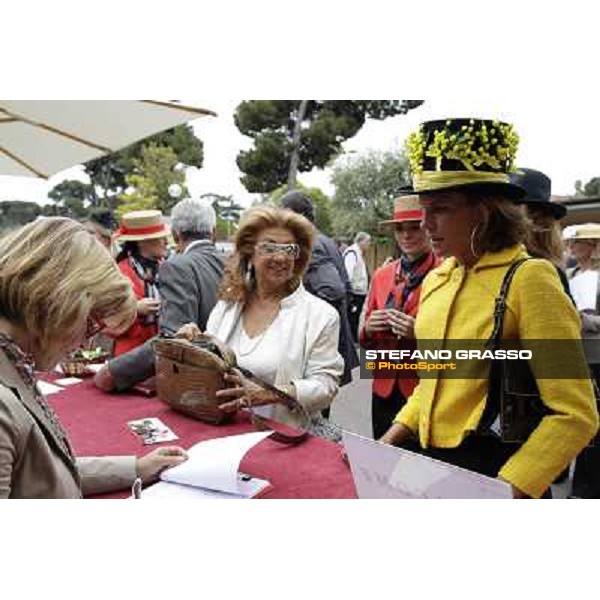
xmin=498 ymin=260 xmax=599 ymax=498
xmin=393 ymin=381 xmax=422 ymax=434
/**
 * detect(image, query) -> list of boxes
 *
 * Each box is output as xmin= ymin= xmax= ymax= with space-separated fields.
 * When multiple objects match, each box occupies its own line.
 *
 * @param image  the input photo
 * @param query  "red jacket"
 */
xmin=113 ymin=258 xmax=158 ymax=356
xmin=359 ymin=254 xmax=439 ymax=399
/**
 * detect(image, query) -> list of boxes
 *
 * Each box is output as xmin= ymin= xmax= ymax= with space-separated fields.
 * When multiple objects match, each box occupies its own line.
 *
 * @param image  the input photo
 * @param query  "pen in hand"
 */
xmin=132 ymin=477 xmax=143 ymax=499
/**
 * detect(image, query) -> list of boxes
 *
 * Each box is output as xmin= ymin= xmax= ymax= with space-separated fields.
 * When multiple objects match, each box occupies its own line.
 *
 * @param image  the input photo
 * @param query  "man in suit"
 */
xmin=281 ymin=190 xmax=359 ymax=390
xmin=94 ymin=198 xmax=225 ymax=392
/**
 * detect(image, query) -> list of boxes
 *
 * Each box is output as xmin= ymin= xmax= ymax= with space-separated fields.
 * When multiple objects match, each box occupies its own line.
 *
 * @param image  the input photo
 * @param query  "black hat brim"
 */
xmin=517 ymin=198 xmax=567 ymax=220
xmin=398 ymin=181 xmax=526 ymax=201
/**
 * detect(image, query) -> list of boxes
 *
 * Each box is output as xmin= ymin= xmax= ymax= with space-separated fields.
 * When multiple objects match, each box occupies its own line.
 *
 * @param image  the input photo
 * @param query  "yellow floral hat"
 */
xmin=405 ymin=118 xmax=525 ymax=199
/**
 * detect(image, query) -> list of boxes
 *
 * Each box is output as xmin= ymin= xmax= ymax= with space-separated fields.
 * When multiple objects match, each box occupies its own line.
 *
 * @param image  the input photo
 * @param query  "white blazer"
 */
xmin=206 ymin=283 xmax=344 ymax=427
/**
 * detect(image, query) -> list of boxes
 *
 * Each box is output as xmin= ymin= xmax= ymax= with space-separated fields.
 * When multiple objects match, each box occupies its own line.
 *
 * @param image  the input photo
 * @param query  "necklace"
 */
xmin=0 ymin=333 xmax=76 ymax=465
xmin=237 ymin=304 xmax=281 ymax=357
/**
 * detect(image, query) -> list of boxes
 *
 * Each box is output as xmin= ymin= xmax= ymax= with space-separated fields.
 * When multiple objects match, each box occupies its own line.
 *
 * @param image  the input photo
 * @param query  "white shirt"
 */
xmin=344 ymin=244 xmax=368 ymax=295
xmin=226 ymin=313 xmax=283 ymax=419
xmin=206 ymin=283 xmax=344 ymax=427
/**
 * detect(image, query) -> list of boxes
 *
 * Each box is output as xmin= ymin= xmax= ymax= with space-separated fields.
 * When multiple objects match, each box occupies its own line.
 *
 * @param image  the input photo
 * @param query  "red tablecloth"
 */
xmin=46 ymin=380 xmax=357 ymax=499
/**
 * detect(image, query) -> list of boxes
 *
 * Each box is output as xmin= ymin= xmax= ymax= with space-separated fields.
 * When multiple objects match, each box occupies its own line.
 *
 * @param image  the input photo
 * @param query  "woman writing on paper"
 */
xmin=0 ymin=218 xmax=187 ymax=498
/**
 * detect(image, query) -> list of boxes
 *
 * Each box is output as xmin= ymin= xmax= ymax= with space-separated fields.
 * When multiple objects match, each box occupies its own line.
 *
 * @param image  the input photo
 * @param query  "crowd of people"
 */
xmin=0 ymin=116 xmax=599 ymax=499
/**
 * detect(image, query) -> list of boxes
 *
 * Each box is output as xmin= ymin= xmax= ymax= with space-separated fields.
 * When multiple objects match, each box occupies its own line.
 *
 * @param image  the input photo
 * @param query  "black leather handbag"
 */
xmin=479 ymin=258 xmax=550 ymax=443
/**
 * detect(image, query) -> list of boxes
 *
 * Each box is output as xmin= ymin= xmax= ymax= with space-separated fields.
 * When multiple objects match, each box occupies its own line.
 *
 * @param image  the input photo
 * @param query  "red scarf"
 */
xmin=387 ymin=251 xmax=437 ymax=318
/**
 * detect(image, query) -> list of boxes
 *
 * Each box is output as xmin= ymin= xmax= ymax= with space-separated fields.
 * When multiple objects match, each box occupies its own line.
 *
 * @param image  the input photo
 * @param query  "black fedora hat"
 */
xmin=404 ymin=118 xmax=526 ymax=200
xmin=509 ymin=168 xmax=567 ymax=220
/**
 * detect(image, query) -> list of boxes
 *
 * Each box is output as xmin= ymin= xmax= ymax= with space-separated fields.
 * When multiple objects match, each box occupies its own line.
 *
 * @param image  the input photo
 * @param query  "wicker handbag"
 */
xmin=154 ymin=334 xmax=236 ymax=425
xmin=153 ymin=333 xmax=340 ymax=443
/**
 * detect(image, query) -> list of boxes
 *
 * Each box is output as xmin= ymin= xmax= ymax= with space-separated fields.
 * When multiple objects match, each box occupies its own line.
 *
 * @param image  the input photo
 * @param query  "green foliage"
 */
xmin=47 ymin=179 xmax=95 ymax=218
xmin=0 ymin=200 xmax=41 ymax=232
xmin=84 ymin=124 xmax=203 ymax=206
xmin=329 ymin=150 xmax=410 ymax=240
xmin=116 ymin=145 xmax=187 ymax=219
xmin=581 ymin=177 xmax=600 ymax=197
xmin=269 ymin=183 xmax=334 ymax=236
xmin=237 ymin=131 xmax=291 ymax=193
xmin=235 ymin=100 xmax=424 ymax=193
xmin=200 ymin=193 xmax=244 ymax=240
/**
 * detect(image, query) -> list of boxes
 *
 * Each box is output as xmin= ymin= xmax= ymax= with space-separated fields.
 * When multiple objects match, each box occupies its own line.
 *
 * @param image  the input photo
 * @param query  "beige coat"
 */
xmin=0 ymin=350 xmax=137 ymax=499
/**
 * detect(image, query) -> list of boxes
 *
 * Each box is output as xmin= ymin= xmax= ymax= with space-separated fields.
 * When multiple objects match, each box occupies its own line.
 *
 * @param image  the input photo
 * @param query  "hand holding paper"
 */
xmin=137 ymin=446 xmax=188 ymax=483
xmin=141 ymin=431 xmax=272 ymax=499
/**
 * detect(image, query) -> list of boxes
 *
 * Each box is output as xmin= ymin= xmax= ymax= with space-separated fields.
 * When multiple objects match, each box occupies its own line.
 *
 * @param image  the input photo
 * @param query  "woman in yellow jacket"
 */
xmin=380 ymin=118 xmax=599 ymax=499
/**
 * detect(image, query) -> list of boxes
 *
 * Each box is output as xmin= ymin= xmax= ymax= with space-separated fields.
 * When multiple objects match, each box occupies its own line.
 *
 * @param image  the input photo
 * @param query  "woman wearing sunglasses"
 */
xmin=198 ymin=206 xmax=344 ymax=427
xmin=0 ymin=218 xmax=187 ymax=498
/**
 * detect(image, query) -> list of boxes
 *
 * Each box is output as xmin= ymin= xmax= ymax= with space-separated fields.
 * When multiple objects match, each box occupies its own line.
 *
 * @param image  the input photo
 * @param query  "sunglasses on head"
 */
xmin=255 ymin=241 xmax=300 ymax=258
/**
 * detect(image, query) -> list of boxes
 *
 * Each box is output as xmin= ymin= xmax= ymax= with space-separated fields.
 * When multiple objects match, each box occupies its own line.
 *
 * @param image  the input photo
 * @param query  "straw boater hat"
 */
xmin=508 ymin=167 xmax=567 ymax=220
xmin=380 ymin=195 xmax=424 ymax=226
xmin=114 ymin=210 xmax=169 ymax=242
xmin=563 ymin=223 xmax=600 ymax=241
xmin=404 ymin=118 xmax=526 ymax=200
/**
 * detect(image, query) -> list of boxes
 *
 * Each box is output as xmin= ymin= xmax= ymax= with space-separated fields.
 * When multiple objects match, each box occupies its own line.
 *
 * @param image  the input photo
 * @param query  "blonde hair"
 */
xmin=0 ymin=217 xmax=135 ymax=352
xmin=525 ymin=206 xmax=566 ymax=266
xmin=220 ymin=206 xmax=314 ymax=302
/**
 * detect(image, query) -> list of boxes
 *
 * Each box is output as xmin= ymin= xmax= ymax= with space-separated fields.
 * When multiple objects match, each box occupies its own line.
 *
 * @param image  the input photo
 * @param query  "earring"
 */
xmin=245 ymin=264 xmax=255 ymax=286
xmin=470 ymin=224 xmax=481 ymax=258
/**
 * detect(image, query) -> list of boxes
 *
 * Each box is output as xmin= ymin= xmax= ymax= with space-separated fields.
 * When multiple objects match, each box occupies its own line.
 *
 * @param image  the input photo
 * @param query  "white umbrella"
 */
xmin=0 ymin=100 xmax=216 ymax=178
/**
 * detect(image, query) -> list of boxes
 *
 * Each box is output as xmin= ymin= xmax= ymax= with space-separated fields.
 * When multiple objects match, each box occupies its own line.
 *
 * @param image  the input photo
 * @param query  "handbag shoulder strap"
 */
xmin=479 ymin=257 xmax=531 ymax=434
xmin=486 ymin=257 xmax=531 ymax=349
xmin=234 ymin=365 xmax=310 ymax=445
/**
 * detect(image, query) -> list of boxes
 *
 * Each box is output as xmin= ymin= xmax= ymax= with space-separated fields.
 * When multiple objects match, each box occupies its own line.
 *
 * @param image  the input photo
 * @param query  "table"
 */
xmin=46 ymin=380 xmax=358 ymax=499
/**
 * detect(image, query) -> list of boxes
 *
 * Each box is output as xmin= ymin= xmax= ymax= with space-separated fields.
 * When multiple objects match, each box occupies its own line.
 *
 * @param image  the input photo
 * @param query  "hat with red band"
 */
xmin=114 ymin=210 xmax=169 ymax=242
xmin=379 ymin=195 xmax=424 ymax=225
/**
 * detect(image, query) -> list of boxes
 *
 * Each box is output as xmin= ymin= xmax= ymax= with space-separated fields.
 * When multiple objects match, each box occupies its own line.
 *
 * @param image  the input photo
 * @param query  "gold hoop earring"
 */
xmin=470 ymin=224 xmax=481 ymax=258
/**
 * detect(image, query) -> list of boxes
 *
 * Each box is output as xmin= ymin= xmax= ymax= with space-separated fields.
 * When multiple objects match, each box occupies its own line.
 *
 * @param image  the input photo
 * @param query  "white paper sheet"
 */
xmin=160 ymin=431 xmax=272 ymax=496
xmin=37 ymin=381 xmax=64 ymax=396
xmin=54 ymin=377 xmax=83 ymax=386
xmin=141 ymin=475 xmax=270 ymax=500
xmin=343 ymin=431 xmax=512 ymax=499
xmin=570 ymin=270 xmax=599 ymax=311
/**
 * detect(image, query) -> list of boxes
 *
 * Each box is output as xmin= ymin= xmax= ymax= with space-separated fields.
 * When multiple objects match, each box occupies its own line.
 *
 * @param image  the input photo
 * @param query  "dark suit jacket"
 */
xmin=109 ymin=241 xmax=224 ymax=390
xmin=304 ymin=232 xmax=358 ymax=386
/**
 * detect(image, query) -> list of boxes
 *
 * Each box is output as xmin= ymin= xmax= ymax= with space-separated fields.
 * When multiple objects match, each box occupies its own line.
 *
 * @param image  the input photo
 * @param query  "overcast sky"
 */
xmin=1 ymin=98 xmax=597 ymax=207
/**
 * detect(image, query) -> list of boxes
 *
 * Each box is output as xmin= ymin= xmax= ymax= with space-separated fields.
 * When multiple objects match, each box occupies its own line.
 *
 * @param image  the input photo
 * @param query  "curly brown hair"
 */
xmin=219 ymin=205 xmax=315 ymax=302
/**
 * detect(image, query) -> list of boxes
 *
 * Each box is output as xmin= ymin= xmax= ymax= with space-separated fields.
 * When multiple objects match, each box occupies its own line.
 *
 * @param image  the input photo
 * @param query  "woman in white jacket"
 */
xmin=205 ymin=206 xmax=343 ymax=428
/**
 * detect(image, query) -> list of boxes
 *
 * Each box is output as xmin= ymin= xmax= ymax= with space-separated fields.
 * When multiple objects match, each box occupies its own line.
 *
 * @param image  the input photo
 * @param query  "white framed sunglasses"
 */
xmin=255 ymin=241 xmax=300 ymax=258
